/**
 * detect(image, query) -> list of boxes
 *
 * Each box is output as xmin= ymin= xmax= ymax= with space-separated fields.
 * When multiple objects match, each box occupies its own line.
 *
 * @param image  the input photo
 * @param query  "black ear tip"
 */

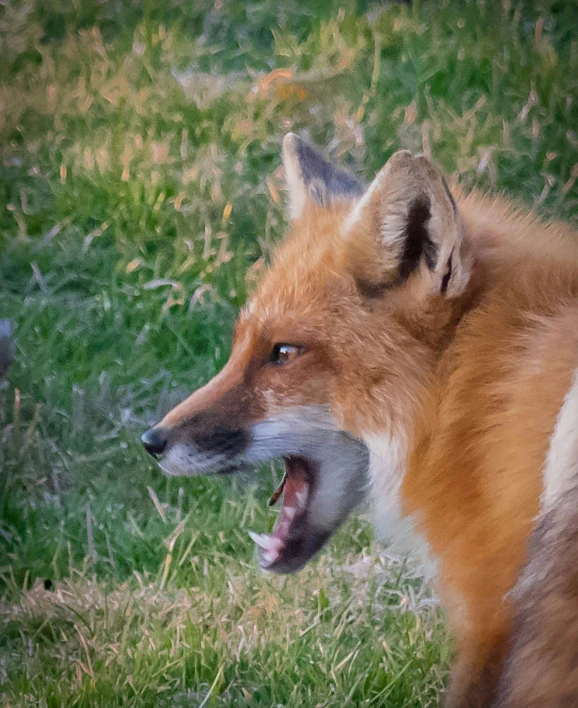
xmin=283 ymin=132 xmax=319 ymax=162
xmin=295 ymin=139 xmax=327 ymax=170
xmin=282 ymin=133 xmax=364 ymax=215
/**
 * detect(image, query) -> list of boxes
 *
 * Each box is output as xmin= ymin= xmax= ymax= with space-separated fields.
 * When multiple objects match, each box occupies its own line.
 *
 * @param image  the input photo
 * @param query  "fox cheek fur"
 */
xmin=143 ymin=134 xmax=578 ymax=707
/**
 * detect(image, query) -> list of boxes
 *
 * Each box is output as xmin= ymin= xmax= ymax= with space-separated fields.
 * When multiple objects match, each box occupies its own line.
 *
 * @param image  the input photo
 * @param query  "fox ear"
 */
xmin=282 ymin=133 xmax=363 ymax=220
xmin=344 ymin=150 xmax=471 ymax=298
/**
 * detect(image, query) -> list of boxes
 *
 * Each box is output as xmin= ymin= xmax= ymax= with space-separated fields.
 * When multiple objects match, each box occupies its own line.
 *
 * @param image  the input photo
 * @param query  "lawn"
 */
xmin=1 ymin=0 xmax=577 ymax=705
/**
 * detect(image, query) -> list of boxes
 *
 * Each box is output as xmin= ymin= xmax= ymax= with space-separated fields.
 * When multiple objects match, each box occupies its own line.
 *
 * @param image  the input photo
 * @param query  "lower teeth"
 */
xmin=262 ymin=549 xmax=278 ymax=566
xmin=248 ymin=531 xmax=282 ymax=552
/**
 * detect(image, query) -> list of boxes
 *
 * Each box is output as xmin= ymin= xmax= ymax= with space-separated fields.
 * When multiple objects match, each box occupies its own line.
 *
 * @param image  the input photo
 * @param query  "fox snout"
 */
xmin=140 ymin=348 xmax=262 ymax=476
xmin=141 ymin=427 xmax=167 ymax=457
xmin=140 ymin=349 xmax=369 ymax=574
xmin=141 ymin=423 xmax=249 ymax=465
xmin=141 ymin=395 xmax=369 ymax=573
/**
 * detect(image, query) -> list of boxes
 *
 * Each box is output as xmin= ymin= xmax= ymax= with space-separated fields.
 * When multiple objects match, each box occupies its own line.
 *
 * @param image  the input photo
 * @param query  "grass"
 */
xmin=0 ymin=0 xmax=577 ymax=704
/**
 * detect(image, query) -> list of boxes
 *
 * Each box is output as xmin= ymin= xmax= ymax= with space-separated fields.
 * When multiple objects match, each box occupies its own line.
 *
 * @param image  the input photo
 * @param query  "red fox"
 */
xmin=142 ymin=135 xmax=578 ymax=706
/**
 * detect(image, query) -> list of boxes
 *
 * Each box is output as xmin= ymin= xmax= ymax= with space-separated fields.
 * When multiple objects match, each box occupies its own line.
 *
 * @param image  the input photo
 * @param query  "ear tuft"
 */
xmin=282 ymin=133 xmax=363 ymax=220
xmin=399 ymin=195 xmax=436 ymax=282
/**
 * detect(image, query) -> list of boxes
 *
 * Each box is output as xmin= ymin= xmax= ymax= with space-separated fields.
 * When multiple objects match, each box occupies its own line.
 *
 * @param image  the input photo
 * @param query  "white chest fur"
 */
xmin=363 ymin=432 xmax=439 ymax=581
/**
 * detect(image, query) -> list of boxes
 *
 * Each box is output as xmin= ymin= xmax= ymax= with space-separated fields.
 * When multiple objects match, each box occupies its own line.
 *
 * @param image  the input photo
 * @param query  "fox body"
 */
xmin=142 ymin=136 xmax=578 ymax=706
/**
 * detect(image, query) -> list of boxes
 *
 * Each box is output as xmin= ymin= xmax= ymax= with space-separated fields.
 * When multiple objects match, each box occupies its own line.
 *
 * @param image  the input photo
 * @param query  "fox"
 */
xmin=142 ymin=134 xmax=578 ymax=706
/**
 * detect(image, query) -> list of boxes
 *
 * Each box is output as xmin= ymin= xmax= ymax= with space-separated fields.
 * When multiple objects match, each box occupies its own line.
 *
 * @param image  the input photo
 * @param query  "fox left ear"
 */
xmin=344 ymin=150 xmax=471 ymax=298
xmin=282 ymin=133 xmax=363 ymax=220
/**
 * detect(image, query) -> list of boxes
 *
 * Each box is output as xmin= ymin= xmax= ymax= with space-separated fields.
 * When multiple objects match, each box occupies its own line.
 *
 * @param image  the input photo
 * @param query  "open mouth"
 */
xmin=145 ymin=418 xmax=369 ymax=573
xmin=248 ymin=455 xmax=330 ymax=574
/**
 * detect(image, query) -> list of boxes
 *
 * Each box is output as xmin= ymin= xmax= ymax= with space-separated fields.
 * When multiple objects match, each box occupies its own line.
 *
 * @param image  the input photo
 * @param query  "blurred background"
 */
xmin=1 ymin=1 xmax=577 ymax=705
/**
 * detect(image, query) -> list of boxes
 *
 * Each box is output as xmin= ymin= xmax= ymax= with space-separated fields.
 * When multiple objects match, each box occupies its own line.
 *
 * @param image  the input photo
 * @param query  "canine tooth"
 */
xmin=248 ymin=531 xmax=281 ymax=551
xmin=248 ymin=531 xmax=269 ymax=549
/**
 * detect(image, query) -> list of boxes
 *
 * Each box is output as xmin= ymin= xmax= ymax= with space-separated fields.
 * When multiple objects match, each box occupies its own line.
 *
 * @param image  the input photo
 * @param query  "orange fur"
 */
xmin=150 ymin=142 xmax=578 ymax=705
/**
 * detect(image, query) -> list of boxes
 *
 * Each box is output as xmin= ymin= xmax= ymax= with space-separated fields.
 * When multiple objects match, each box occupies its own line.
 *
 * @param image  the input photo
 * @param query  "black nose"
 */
xmin=141 ymin=427 xmax=167 ymax=457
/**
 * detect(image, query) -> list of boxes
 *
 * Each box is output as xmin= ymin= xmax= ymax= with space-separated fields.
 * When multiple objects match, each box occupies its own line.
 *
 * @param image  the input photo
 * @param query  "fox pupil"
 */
xmin=272 ymin=344 xmax=300 ymax=365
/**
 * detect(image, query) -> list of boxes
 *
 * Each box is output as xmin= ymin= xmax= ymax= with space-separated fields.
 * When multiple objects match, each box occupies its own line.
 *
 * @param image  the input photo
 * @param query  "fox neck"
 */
xmin=350 ymin=195 xmax=560 ymax=576
xmin=351 ymin=366 xmax=436 ymax=576
xmin=353 ymin=263 xmax=487 ymax=577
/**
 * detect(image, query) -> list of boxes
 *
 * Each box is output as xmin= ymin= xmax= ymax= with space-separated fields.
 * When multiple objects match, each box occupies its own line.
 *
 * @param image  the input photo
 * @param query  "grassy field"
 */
xmin=1 ymin=0 xmax=577 ymax=705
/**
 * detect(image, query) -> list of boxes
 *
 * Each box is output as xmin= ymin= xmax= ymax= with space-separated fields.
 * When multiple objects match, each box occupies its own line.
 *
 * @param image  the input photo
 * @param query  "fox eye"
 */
xmin=270 ymin=343 xmax=302 ymax=366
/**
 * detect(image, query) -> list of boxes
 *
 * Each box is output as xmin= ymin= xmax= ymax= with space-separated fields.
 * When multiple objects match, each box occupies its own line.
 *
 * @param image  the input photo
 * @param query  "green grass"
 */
xmin=1 ymin=0 xmax=577 ymax=704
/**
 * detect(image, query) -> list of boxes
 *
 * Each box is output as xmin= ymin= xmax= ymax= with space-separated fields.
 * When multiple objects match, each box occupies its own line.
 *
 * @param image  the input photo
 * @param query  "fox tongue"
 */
xmin=271 ymin=457 xmax=310 ymax=545
xmin=250 ymin=456 xmax=313 ymax=569
xmin=280 ymin=456 xmax=308 ymax=509
xmin=267 ymin=456 xmax=309 ymax=507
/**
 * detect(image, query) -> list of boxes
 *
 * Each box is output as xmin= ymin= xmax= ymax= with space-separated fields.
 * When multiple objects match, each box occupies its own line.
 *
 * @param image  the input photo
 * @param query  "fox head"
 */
xmin=142 ymin=134 xmax=472 ymax=573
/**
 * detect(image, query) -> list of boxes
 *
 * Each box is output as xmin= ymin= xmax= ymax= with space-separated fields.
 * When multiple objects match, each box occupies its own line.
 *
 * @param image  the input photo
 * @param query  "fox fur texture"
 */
xmin=143 ymin=135 xmax=578 ymax=706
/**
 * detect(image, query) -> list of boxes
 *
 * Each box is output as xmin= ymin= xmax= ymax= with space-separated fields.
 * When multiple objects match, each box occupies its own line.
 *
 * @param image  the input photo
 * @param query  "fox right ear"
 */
xmin=343 ymin=150 xmax=471 ymax=299
xmin=282 ymin=133 xmax=363 ymax=220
